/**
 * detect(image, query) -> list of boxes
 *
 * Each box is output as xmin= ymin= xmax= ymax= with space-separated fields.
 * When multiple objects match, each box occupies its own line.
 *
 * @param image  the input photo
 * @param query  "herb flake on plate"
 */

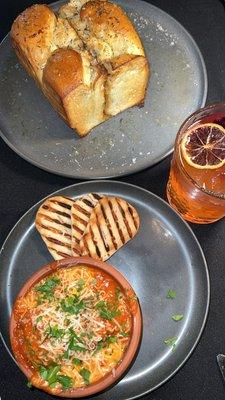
xmin=166 ymin=289 xmax=176 ymax=299
xmin=27 ymin=381 xmax=32 ymax=388
xmin=172 ymin=314 xmax=183 ymax=322
xmin=164 ymin=336 xmax=178 ymax=350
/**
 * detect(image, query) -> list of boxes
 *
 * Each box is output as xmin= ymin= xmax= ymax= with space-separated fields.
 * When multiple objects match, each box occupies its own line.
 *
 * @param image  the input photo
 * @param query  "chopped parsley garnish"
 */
xmin=120 ymin=331 xmax=129 ymax=337
xmin=60 ymin=295 xmax=85 ymax=315
xmin=94 ymin=336 xmax=117 ymax=354
xmin=166 ymin=289 xmax=176 ymax=299
xmin=99 ymin=308 xmax=119 ymax=321
xmin=63 ymin=349 xmax=70 ymax=359
xmin=69 ymin=342 xmax=86 ymax=352
xmin=79 ymin=368 xmax=91 ymax=385
xmin=105 ymin=335 xmax=117 ymax=344
xmin=172 ymin=314 xmax=183 ymax=322
xmin=100 ymin=308 xmax=120 ymax=320
xmin=95 ymin=300 xmax=105 ymax=308
xmin=27 ymin=380 xmax=32 ymax=388
xmin=164 ymin=336 xmax=178 ymax=350
xmin=95 ymin=301 xmax=120 ymax=320
xmin=77 ymin=278 xmax=85 ymax=292
xmin=57 ymin=375 xmax=73 ymax=389
xmin=45 ymin=325 xmax=65 ymax=339
xmin=115 ymin=287 xmax=122 ymax=300
xmin=39 ymin=365 xmax=60 ymax=386
xmin=67 ymin=329 xmax=86 ymax=353
xmin=95 ymin=341 xmax=103 ymax=352
xmin=69 ymin=328 xmax=84 ymax=343
xmin=39 ymin=365 xmax=72 ymax=389
xmin=36 ymin=316 xmax=43 ymax=324
xmin=35 ymin=277 xmax=60 ymax=301
xmin=73 ymin=358 xmax=82 ymax=365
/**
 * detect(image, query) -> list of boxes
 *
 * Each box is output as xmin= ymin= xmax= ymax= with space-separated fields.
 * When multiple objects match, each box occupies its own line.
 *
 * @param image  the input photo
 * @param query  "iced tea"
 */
xmin=167 ymin=103 xmax=225 ymax=224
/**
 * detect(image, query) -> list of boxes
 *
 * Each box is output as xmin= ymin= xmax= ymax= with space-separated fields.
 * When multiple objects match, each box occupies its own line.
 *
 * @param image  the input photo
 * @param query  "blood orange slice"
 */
xmin=181 ymin=123 xmax=225 ymax=169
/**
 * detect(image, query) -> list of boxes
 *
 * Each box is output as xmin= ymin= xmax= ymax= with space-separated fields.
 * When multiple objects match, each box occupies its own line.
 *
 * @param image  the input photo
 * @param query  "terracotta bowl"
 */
xmin=10 ymin=256 xmax=142 ymax=398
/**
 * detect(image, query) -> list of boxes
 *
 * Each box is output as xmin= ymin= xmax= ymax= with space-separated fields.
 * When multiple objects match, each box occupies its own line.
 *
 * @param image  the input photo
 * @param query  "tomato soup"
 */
xmin=11 ymin=265 xmax=135 ymax=395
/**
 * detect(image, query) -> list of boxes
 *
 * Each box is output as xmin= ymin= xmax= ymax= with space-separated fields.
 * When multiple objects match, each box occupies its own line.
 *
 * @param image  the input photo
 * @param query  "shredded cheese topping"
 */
xmin=14 ymin=265 xmax=132 ymax=392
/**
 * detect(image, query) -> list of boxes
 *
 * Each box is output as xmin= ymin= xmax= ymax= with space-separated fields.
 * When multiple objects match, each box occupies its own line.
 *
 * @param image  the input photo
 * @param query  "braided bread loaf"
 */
xmin=11 ymin=1 xmax=149 ymax=136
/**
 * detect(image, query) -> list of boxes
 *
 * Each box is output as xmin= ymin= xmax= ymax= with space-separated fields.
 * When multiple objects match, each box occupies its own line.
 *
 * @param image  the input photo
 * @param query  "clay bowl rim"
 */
xmin=10 ymin=256 xmax=142 ymax=398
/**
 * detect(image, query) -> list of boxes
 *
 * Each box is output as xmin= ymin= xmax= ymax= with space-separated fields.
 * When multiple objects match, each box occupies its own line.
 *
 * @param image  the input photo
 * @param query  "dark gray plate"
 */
xmin=0 ymin=0 xmax=207 ymax=179
xmin=0 ymin=181 xmax=209 ymax=399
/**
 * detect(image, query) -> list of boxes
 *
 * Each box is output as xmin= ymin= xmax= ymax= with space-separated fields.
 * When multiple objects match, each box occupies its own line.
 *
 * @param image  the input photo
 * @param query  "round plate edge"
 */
xmin=0 ymin=180 xmax=210 ymax=399
xmin=0 ymin=0 xmax=208 ymax=179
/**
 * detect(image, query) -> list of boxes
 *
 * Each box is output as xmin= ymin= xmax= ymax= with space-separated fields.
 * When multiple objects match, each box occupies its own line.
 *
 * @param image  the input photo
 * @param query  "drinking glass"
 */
xmin=167 ymin=103 xmax=225 ymax=224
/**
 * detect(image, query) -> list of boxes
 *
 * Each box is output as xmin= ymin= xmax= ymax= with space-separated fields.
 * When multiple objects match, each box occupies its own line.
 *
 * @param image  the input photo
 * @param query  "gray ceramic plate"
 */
xmin=0 ymin=0 xmax=207 ymax=179
xmin=0 ymin=181 xmax=209 ymax=399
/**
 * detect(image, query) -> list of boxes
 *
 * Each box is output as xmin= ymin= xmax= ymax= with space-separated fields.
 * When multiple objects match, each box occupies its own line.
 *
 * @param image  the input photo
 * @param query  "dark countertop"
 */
xmin=1 ymin=0 xmax=225 ymax=399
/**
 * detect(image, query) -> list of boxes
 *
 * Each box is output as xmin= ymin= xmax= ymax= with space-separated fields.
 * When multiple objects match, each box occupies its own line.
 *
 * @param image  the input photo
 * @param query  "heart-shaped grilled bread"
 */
xmin=36 ymin=194 xmax=140 ymax=261
xmin=80 ymin=197 xmax=140 ymax=261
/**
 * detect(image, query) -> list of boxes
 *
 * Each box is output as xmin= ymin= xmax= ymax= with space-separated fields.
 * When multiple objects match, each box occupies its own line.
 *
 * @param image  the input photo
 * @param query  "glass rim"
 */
xmin=175 ymin=102 xmax=225 ymax=200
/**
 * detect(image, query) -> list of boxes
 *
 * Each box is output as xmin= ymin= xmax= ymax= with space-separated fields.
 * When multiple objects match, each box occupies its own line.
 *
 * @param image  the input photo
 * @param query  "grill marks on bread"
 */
xmin=35 ymin=196 xmax=74 ymax=260
xmin=71 ymin=192 xmax=102 ymax=255
xmin=80 ymin=197 xmax=140 ymax=261
xmin=36 ymin=193 xmax=139 ymax=261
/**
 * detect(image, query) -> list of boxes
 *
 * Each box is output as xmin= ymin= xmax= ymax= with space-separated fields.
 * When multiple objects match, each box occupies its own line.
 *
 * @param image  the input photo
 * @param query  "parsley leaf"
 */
xmin=36 ymin=316 xmax=43 ymax=324
xmin=39 ymin=365 xmax=60 ymax=386
xmin=57 ymin=375 xmax=73 ymax=389
xmin=172 ymin=314 xmax=183 ymax=322
xmin=79 ymin=368 xmax=91 ymax=385
xmin=120 ymin=331 xmax=130 ymax=337
xmin=61 ymin=296 xmax=85 ymax=315
xmin=27 ymin=381 xmax=32 ymax=388
xmin=100 ymin=308 xmax=119 ymax=320
xmin=95 ymin=300 xmax=106 ymax=309
xmin=39 ymin=365 xmax=48 ymax=381
xmin=45 ymin=325 xmax=65 ymax=339
xmin=68 ymin=328 xmax=84 ymax=343
xmin=105 ymin=336 xmax=117 ymax=344
xmin=63 ymin=349 xmax=70 ymax=359
xmin=67 ymin=330 xmax=87 ymax=352
xmin=166 ymin=289 xmax=176 ymax=299
xmin=99 ymin=308 xmax=120 ymax=321
xmin=69 ymin=342 xmax=86 ymax=352
xmin=95 ymin=301 xmax=120 ymax=320
xmin=39 ymin=365 xmax=72 ymax=389
xmin=96 ymin=340 xmax=103 ymax=351
xmin=164 ymin=336 xmax=178 ymax=350
xmin=94 ymin=336 xmax=117 ymax=354
xmin=35 ymin=277 xmax=60 ymax=301
xmin=115 ymin=287 xmax=122 ymax=300
xmin=73 ymin=358 xmax=82 ymax=365
xmin=77 ymin=278 xmax=85 ymax=292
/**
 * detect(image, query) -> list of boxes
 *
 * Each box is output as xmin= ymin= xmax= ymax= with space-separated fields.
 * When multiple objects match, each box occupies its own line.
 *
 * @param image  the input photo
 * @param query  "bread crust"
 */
xmin=11 ymin=1 xmax=150 ymax=136
xmin=43 ymin=49 xmax=83 ymax=99
xmin=11 ymin=5 xmax=56 ymax=82
xmin=80 ymin=0 xmax=145 ymax=61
